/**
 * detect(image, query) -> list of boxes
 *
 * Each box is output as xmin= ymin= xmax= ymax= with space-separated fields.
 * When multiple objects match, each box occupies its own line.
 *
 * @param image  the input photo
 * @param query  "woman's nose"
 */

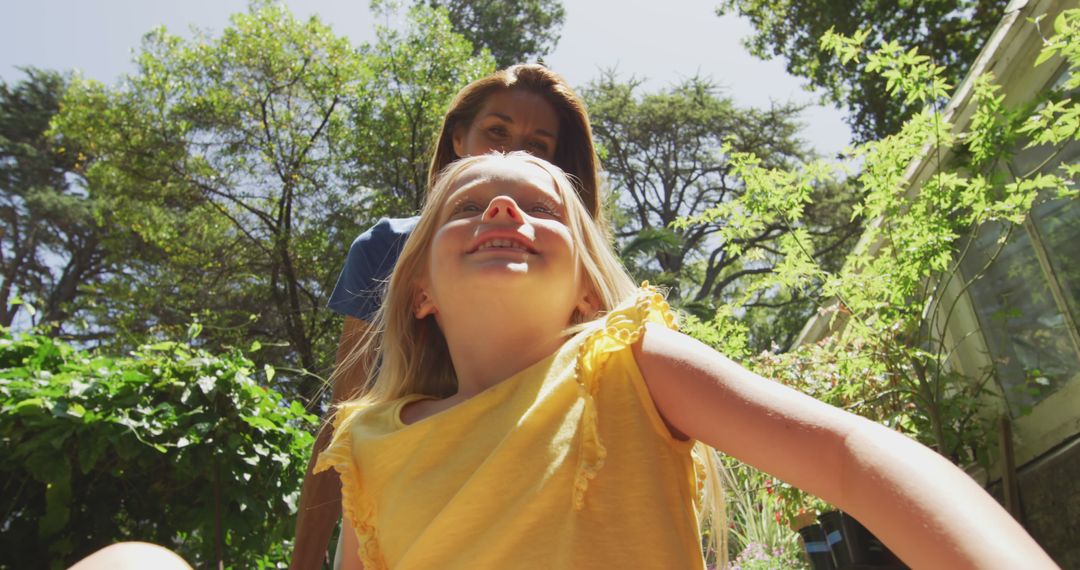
xmin=483 ymin=196 xmax=522 ymax=222
xmin=504 ymin=136 xmax=524 ymax=153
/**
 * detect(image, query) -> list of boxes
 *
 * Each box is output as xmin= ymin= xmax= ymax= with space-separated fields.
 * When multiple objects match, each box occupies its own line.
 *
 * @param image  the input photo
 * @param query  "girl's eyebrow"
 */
xmin=440 ymin=180 xmax=484 ymax=212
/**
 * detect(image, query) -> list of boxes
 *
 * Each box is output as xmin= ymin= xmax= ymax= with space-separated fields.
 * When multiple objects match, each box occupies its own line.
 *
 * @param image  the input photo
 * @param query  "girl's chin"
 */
xmin=462 ymin=260 xmax=538 ymax=275
xmin=440 ymin=266 xmax=559 ymax=297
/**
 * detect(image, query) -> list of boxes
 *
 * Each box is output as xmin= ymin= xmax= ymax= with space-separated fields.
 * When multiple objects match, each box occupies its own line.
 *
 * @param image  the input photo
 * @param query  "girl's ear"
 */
xmin=414 ymin=287 xmax=438 ymax=319
xmin=575 ymin=289 xmax=601 ymax=322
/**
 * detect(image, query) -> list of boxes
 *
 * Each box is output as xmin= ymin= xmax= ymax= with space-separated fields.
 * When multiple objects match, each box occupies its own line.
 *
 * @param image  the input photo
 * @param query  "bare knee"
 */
xmin=69 ymin=542 xmax=193 ymax=570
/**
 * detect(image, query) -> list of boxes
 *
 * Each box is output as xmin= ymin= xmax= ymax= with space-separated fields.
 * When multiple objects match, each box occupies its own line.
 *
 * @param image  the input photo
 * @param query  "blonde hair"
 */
xmin=340 ymin=152 xmax=726 ymax=563
xmin=428 ymin=64 xmax=603 ymax=220
xmin=356 ymin=152 xmax=632 ymax=401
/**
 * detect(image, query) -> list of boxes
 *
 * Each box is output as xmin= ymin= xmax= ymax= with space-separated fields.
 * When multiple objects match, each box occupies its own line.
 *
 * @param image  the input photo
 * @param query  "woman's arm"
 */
xmin=633 ymin=324 xmax=1058 ymax=570
xmin=290 ymin=317 xmax=371 ymax=570
xmin=338 ymin=517 xmax=364 ymax=570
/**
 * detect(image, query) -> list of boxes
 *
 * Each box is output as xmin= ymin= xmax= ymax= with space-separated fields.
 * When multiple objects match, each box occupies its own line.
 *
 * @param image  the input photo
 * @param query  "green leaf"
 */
xmin=40 ymin=474 xmax=72 ymax=537
xmin=77 ymin=437 xmax=108 ymax=474
xmin=15 ymin=398 xmax=45 ymax=414
xmin=242 ymin=415 xmax=278 ymax=431
xmin=11 ymin=295 xmax=38 ymax=316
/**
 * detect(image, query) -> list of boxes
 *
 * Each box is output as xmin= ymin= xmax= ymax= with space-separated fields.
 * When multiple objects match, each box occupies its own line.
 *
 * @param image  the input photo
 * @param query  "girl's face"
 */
xmin=416 ymin=158 xmax=585 ymax=321
xmin=452 ymin=89 xmax=560 ymax=162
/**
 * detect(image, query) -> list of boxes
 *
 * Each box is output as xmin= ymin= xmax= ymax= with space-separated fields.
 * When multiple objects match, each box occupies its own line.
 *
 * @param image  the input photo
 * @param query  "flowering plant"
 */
xmin=720 ymin=459 xmax=807 ymax=568
xmin=726 ymin=541 xmax=806 ymax=570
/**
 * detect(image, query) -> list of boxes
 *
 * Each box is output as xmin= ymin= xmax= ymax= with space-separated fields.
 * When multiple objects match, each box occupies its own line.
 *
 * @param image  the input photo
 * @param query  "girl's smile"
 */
xmin=468 ymin=232 xmax=537 ymax=255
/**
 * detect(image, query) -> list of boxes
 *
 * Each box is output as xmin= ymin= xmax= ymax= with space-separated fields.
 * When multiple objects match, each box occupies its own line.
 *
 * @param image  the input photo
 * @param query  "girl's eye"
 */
xmin=449 ymin=200 xmax=483 ymax=218
xmin=527 ymin=202 xmax=560 ymax=218
xmin=487 ymin=126 xmax=509 ymax=138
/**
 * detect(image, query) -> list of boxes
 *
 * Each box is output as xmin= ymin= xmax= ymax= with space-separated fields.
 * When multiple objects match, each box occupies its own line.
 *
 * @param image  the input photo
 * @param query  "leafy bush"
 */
xmin=681 ymin=4 xmax=1080 ymax=542
xmin=0 ymin=328 xmax=317 ymax=568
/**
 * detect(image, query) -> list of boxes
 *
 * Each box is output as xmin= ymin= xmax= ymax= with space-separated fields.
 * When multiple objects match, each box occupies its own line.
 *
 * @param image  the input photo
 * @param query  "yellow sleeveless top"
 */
xmin=315 ymin=286 xmax=706 ymax=569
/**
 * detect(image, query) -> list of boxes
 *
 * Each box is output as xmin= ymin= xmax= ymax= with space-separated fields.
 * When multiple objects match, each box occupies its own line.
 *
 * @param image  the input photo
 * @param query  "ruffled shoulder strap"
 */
xmin=314 ymin=401 xmax=388 ymax=570
xmin=571 ymin=282 xmax=678 ymax=509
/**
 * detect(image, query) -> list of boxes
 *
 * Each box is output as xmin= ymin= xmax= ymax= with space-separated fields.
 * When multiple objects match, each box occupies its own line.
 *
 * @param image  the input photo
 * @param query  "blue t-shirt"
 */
xmin=327 ymin=216 xmax=419 ymax=322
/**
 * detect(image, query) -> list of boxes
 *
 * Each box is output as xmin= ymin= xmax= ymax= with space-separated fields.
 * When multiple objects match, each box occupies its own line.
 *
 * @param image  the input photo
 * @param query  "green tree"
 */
xmin=585 ymin=73 xmax=862 ymax=350
xmin=412 ymin=0 xmax=565 ymax=67
xmin=51 ymin=4 xmax=492 ymax=402
xmin=53 ymin=4 xmax=369 ymax=399
xmin=350 ymin=4 xmax=495 ymax=216
xmin=716 ymin=0 xmax=1005 ymax=141
xmin=0 ymin=69 xmax=108 ymax=331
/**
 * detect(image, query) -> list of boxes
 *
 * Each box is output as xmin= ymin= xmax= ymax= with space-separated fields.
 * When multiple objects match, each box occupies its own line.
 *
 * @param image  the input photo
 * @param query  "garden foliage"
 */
xmin=684 ymin=7 xmax=1080 ymax=544
xmin=0 ymin=328 xmax=316 ymax=568
xmin=584 ymin=73 xmax=862 ymax=352
xmin=34 ymin=3 xmax=494 ymax=403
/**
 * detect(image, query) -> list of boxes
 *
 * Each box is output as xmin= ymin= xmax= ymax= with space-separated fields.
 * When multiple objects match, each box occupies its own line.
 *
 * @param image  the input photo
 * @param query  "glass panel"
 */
xmin=1031 ymin=195 xmax=1080 ymax=326
xmin=1023 ymin=138 xmax=1080 ymax=327
xmin=960 ymin=220 xmax=1080 ymax=416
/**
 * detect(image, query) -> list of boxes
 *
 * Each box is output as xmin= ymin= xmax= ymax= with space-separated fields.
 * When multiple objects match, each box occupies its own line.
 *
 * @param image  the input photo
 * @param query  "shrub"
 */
xmin=0 ymin=329 xmax=317 ymax=568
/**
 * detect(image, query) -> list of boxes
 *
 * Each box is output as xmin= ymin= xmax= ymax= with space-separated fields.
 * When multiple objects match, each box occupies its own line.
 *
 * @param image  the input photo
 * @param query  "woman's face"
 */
xmin=452 ymin=89 xmax=560 ymax=162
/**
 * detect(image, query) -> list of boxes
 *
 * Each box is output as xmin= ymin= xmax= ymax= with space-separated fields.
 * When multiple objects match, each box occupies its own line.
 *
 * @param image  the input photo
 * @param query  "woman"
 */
xmin=290 ymin=63 xmax=605 ymax=570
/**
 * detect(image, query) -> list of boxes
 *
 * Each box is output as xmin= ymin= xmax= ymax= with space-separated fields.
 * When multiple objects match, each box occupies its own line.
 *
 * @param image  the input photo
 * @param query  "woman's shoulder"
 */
xmin=328 ymin=216 xmax=421 ymax=320
xmin=350 ymin=216 xmax=420 ymax=249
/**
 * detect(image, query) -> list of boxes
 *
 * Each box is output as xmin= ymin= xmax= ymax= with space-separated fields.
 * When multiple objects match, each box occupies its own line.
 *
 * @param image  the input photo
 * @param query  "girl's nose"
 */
xmin=483 ymin=196 xmax=522 ymax=222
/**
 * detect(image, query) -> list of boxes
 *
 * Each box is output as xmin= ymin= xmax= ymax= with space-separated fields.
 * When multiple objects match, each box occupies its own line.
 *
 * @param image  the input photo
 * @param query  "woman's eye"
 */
xmin=528 ymin=140 xmax=549 ymax=154
xmin=487 ymin=126 xmax=508 ymax=138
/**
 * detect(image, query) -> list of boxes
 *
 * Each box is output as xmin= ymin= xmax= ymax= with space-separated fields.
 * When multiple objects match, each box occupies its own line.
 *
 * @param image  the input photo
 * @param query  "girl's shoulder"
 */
xmin=578 ymin=282 xmax=678 ymax=364
xmin=314 ymin=393 xmax=429 ymax=475
xmin=333 ymin=393 xmax=430 ymax=433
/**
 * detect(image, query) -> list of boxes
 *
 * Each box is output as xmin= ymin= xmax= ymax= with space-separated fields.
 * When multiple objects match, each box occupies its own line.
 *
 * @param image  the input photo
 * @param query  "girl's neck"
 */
xmin=437 ymin=299 xmax=573 ymax=398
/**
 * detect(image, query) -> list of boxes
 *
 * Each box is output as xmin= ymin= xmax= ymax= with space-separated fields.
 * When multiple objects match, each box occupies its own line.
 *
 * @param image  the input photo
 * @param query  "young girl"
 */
xmin=295 ymin=63 xmax=603 ymax=567
xmin=317 ymin=152 xmax=1058 ymax=569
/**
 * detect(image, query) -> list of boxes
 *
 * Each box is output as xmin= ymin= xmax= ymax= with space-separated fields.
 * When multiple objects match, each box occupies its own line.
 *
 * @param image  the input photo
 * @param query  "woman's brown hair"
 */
xmin=427 ymin=63 xmax=602 ymax=219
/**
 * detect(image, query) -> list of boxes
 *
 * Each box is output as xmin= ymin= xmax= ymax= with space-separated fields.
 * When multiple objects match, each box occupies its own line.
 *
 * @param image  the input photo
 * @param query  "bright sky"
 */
xmin=0 ymin=0 xmax=852 ymax=156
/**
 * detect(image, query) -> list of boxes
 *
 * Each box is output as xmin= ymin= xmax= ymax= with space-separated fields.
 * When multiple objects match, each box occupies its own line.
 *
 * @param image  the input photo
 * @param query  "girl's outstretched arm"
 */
xmin=632 ymin=324 xmax=1058 ymax=570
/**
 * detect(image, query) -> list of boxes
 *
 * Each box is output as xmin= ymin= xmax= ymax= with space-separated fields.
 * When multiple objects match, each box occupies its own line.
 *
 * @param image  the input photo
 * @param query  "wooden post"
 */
xmin=998 ymin=415 xmax=1022 ymax=520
